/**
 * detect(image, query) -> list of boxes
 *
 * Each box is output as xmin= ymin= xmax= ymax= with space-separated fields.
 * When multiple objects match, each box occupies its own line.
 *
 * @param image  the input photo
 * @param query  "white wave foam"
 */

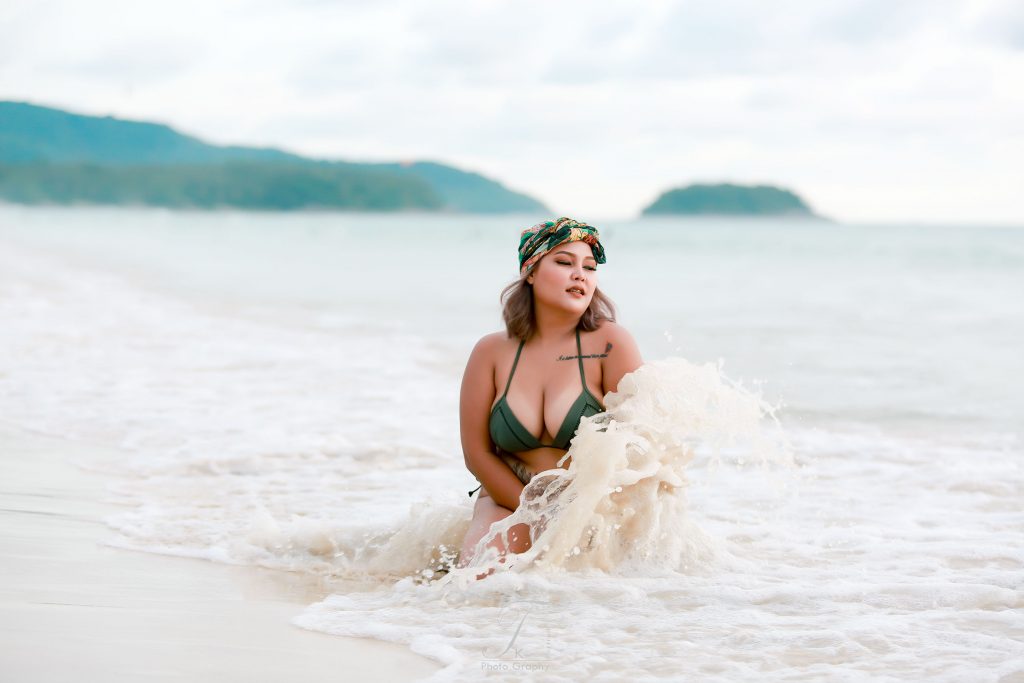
xmin=4 ymin=223 xmax=1023 ymax=681
xmin=456 ymin=357 xmax=790 ymax=577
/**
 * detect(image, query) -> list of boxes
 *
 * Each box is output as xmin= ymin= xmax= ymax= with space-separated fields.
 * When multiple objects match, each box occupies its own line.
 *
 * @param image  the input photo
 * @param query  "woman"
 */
xmin=457 ymin=217 xmax=643 ymax=568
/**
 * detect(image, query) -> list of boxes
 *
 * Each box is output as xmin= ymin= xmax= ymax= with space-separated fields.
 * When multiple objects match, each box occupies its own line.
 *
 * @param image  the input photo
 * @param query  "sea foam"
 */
xmin=456 ymin=357 xmax=790 ymax=578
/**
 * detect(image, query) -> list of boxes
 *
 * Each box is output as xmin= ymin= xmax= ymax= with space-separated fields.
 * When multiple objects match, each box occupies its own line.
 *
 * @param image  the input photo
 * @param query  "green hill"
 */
xmin=0 ymin=100 xmax=547 ymax=213
xmin=0 ymin=162 xmax=442 ymax=210
xmin=354 ymin=161 xmax=546 ymax=214
xmin=643 ymin=182 xmax=821 ymax=218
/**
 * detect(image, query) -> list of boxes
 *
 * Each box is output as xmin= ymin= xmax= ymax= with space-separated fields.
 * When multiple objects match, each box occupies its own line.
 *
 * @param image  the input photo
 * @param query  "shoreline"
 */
xmin=0 ymin=426 xmax=440 ymax=682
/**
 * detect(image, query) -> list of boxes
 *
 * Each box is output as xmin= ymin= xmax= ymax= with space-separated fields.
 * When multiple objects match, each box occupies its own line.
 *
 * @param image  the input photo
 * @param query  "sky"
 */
xmin=1 ymin=0 xmax=1022 ymax=223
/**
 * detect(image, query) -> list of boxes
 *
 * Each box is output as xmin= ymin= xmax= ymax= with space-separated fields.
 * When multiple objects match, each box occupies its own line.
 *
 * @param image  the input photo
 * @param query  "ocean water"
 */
xmin=1 ymin=205 xmax=1021 ymax=680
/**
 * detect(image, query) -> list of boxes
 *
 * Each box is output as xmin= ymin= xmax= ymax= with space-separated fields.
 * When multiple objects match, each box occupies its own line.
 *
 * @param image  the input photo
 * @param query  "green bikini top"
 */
xmin=489 ymin=328 xmax=605 ymax=452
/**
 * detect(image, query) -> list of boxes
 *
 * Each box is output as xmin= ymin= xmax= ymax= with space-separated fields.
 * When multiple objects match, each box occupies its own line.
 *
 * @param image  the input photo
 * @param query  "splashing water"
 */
xmin=294 ymin=357 xmax=794 ymax=680
xmin=456 ymin=357 xmax=790 ymax=578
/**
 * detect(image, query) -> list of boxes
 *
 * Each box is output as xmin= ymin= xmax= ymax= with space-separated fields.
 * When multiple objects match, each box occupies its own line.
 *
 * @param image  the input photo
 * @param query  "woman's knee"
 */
xmin=464 ymin=496 xmax=510 ymax=542
xmin=460 ymin=491 xmax=534 ymax=568
xmin=506 ymin=522 xmax=531 ymax=553
xmin=475 ymin=498 xmax=531 ymax=553
xmin=473 ymin=494 xmax=512 ymax=531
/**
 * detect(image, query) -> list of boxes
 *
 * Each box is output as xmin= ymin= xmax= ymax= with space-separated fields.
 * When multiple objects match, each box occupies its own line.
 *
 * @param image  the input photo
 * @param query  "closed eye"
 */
xmin=557 ymin=259 xmax=596 ymax=270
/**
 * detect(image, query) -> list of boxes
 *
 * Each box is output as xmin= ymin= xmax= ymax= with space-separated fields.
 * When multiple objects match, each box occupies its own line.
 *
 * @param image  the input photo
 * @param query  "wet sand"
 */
xmin=0 ymin=426 xmax=440 ymax=682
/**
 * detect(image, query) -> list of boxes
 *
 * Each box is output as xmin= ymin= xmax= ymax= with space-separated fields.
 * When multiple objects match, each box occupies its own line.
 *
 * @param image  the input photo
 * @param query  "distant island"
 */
xmin=0 ymin=101 xmax=548 ymax=213
xmin=642 ymin=182 xmax=823 ymax=218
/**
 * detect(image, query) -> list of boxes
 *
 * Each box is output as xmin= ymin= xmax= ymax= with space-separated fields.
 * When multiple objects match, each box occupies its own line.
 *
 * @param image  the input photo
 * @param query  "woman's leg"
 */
xmin=457 ymin=490 xmax=531 ymax=569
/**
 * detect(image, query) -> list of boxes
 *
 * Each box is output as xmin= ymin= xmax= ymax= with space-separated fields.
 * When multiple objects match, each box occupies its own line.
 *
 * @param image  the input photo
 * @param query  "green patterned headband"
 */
xmin=518 ymin=217 xmax=606 ymax=276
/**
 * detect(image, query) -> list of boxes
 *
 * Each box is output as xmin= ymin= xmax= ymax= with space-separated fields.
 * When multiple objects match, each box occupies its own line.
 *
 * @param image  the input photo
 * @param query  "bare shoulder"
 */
xmin=471 ymin=330 xmax=514 ymax=356
xmin=596 ymin=320 xmax=638 ymax=346
xmin=465 ymin=330 xmax=514 ymax=369
xmin=591 ymin=320 xmax=643 ymax=395
xmin=587 ymin=320 xmax=641 ymax=359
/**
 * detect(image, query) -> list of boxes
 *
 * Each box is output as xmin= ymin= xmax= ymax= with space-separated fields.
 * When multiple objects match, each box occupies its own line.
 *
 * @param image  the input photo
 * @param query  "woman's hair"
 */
xmin=501 ymin=275 xmax=617 ymax=341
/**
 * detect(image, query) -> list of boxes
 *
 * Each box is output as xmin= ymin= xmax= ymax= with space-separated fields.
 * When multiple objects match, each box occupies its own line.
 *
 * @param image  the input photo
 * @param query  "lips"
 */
xmin=566 ymin=286 xmax=585 ymax=297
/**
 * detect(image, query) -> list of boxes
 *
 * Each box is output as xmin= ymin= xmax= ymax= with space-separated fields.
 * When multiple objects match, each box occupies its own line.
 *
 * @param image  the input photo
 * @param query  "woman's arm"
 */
xmin=600 ymin=322 xmax=644 ymax=396
xmin=460 ymin=334 xmax=527 ymax=511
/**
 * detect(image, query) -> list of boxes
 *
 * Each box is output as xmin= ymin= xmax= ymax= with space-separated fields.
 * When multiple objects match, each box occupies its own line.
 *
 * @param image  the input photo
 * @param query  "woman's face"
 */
xmin=527 ymin=240 xmax=599 ymax=316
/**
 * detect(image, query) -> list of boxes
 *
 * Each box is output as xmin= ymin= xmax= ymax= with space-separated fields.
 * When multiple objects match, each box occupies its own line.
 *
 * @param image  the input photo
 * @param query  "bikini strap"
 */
xmin=575 ymin=328 xmax=587 ymax=383
xmin=502 ymin=339 xmax=526 ymax=397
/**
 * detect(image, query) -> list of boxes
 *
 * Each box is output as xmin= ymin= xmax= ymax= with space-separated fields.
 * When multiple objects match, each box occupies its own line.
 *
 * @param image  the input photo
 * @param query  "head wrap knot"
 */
xmin=518 ymin=217 xmax=606 ymax=276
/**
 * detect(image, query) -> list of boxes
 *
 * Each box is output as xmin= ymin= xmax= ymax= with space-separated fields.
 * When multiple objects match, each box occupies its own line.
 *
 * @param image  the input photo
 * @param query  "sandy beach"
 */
xmin=0 ymin=426 xmax=440 ymax=682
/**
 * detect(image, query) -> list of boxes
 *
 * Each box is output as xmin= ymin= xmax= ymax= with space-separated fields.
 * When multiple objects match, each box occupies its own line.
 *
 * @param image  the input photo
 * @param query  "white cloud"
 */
xmin=1 ymin=0 xmax=1021 ymax=222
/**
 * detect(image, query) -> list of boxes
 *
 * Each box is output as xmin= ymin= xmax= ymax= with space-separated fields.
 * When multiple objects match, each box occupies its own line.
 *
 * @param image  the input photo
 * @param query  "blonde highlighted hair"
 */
xmin=500 ymin=276 xmax=616 ymax=341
